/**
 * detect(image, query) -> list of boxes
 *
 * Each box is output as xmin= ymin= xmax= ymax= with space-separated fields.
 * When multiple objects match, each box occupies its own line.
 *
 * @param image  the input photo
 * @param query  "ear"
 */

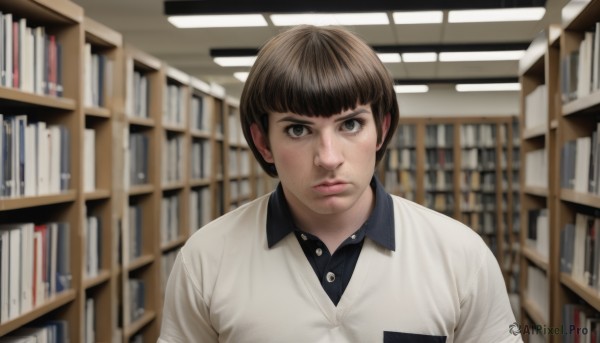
xmin=376 ymin=112 xmax=392 ymax=150
xmin=250 ymin=123 xmax=274 ymax=163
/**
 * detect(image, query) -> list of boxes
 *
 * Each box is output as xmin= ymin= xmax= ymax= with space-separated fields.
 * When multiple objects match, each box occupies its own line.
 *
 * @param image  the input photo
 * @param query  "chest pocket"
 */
xmin=384 ymin=331 xmax=447 ymax=343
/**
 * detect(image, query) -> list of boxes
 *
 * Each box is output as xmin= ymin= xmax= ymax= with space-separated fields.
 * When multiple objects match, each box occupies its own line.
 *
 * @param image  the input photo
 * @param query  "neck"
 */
xmin=285 ymin=186 xmax=375 ymax=253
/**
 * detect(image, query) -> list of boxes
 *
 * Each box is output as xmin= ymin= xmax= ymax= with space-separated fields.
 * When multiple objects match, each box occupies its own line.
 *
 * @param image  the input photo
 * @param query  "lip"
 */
xmin=313 ymin=180 xmax=348 ymax=195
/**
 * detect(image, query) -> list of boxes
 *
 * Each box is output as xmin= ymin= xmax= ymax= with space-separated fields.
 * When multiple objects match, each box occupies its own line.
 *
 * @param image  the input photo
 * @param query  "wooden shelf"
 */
xmin=0 ymin=191 xmax=77 ymax=210
xmin=522 ymin=246 xmax=549 ymax=272
xmin=0 ymin=87 xmax=77 ymax=110
xmin=522 ymin=185 xmax=548 ymax=197
xmin=191 ymin=130 xmax=212 ymax=139
xmin=522 ymin=297 xmax=548 ymax=326
xmin=560 ymin=273 xmax=600 ymax=312
xmin=85 ymin=106 xmax=111 ymax=118
xmin=127 ymin=116 xmax=155 ymax=127
xmin=83 ymin=269 xmax=112 ymax=290
xmin=162 ymin=123 xmax=186 ymax=133
xmin=162 ymin=182 xmax=185 ymax=192
xmin=562 ymin=90 xmax=600 ymax=117
xmin=560 ymin=188 xmax=600 ymax=208
xmin=125 ymin=254 xmax=155 ymax=272
xmin=124 ymin=311 xmax=156 ymax=341
xmin=522 ymin=125 xmax=546 ymax=140
xmin=161 ymin=236 xmax=187 ymax=252
xmin=128 ymin=184 xmax=155 ymax=196
xmin=84 ymin=189 xmax=111 ymax=201
xmin=0 ymin=290 xmax=77 ymax=337
xmin=190 ymin=178 xmax=211 ymax=187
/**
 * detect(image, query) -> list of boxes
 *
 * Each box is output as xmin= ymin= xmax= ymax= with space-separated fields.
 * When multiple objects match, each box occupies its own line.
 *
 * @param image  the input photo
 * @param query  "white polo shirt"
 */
xmin=159 ymin=191 xmax=522 ymax=342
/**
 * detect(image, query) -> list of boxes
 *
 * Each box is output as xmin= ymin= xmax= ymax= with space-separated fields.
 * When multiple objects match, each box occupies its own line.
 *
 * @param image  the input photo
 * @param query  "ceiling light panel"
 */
xmin=270 ymin=13 xmax=389 ymax=26
xmin=168 ymin=14 xmax=268 ymax=28
xmin=402 ymin=53 xmax=438 ymax=62
xmin=392 ymin=11 xmax=443 ymax=24
xmin=439 ymin=50 xmax=524 ymax=62
xmin=234 ymin=72 xmax=249 ymax=82
xmin=394 ymin=85 xmax=429 ymax=93
xmin=377 ymin=53 xmax=401 ymax=63
xmin=213 ymin=56 xmax=257 ymax=67
xmin=455 ymin=83 xmax=521 ymax=92
xmin=448 ymin=7 xmax=546 ymax=23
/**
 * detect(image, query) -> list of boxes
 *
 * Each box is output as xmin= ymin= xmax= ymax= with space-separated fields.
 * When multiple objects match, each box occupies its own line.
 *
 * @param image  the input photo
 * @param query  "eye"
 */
xmin=341 ymin=119 xmax=363 ymax=133
xmin=286 ymin=124 xmax=309 ymax=138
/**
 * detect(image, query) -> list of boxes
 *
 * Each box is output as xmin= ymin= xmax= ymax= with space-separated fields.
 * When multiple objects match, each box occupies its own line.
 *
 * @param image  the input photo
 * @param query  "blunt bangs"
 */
xmin=240 ymin=25 xmax=400 ymax=177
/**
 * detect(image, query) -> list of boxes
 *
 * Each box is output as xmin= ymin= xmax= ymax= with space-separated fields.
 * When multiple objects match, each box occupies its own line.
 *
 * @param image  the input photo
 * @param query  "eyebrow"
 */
xmin=275 ymin=108 xmax=370 ymax=125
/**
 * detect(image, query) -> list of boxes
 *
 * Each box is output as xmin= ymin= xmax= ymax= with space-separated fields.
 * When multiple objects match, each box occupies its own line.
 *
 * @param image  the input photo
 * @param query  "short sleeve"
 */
xmin=454 ymin=247 xmax=524 ymax=343
xmin=158 ymin=250 xmax=218 ymax=343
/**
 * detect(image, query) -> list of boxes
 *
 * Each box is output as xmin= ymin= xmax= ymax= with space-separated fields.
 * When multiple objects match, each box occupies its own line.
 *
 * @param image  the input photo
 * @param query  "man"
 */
xmin=159 ymin=25 xmax=521 ymax=342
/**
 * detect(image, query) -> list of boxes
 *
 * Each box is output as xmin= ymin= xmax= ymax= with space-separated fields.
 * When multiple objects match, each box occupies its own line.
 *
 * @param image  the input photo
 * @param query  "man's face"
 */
xmin=252 ymin=104 xmax=389 ymax=217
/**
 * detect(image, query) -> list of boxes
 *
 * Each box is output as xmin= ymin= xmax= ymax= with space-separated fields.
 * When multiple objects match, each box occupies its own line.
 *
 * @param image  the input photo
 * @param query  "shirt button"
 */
xmin=326 ymin=272 xmax=336 ymax=283
xmin=300 ymin=233 xmax=308 ymax=241
xmin=351 ymin=234 xmax=357 ymax=240
xmin=315 ymin=248 xmax=323 ymax=256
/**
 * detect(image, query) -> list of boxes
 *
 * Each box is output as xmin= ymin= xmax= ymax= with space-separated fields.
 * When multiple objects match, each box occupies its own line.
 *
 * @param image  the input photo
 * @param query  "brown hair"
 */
xmin=240 ymin=25 xmax=399 ymax=177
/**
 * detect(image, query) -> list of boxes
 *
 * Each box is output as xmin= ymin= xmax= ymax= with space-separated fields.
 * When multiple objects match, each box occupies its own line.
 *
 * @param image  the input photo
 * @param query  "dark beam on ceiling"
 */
xmin=165 ymin=0 xmax=547 ymax=15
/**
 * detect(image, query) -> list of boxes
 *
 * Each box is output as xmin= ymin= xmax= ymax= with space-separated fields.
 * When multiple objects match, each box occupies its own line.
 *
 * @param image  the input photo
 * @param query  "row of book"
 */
xmin=125 ymin=65 xmax=149 ymax=119
xmin=424 ymin=148 xmax=454 ymax=170
xmin=163 ymin=83 xmax=187 ymax=127
xmin=561 ymin=22 xmax=600 ymax=103
xmin=161 ymin=194 xmax=180 ymax=245
xmin=191 ymin=139 xmax=211 ymax=180
xmin=424 ymin=193 xmax=454 ymax=213
xmin=560 ymin=212 xmax=600 ymax=289
xmin=0 ymin=320 xmax=68 ymax=342
xmin=386 ymin=148 xmax=415 ymax=171
xmin=526 ymin=265 xmax=550 ymax=323
xmin=83 ymin=43 xmax=113 ymax=108
xmin=560 ymin=125 xmax=600 ymax=195
xmin=127 ymin=204 xmax=143 ymax=262
xmin=424 ymin=170 xmax=453 ymax=191
xmin=0 ymin=13 xmax=62 ymax=97
xmin=124 ymin=131 xmax=149 ymax=187
xmin=562 ymin=304 xmax=600 ymax=343
xmin=383 ymin=170 xmax=415 ymax=199
xmin=524 ymin=84 xmax=548 ymax=130
xmin=524 ymin=148 xmax=548 ymax=189
xmin=228 ymin=111 xmax=245 ymax=146
xmin=1 ymin=116 xmax=70 ymax=198
xmin=0 ymin=222 xmax=71 ymax=324
xmin=190 ymin=95 xmax=213 ymax=132
xmin=424 ymin=124 xmax=454 ymax=148
xmin=162 ymin=135 xmax=184 ymax=184
xmin=128 ymin=278 xmax=145 ymax=323
xmin=459 ymin=124 xmax=497 ymax=148
xmin=84 ymin=215 xmax=103 ymax=279
xmin=161 ymin=250 xmax=178 ymax=296
xmin=461 ymin=148 xmax=497 ymax=170
xmin=190 ymin=187 xmax=212 ymax=232
xmin=460 ymin=212 xmax=496 ymax=234
xmin=230 ymin=179 xmax=251 ymax=203
xmin=390 ymin=125 xmax=416 ymax=148
xmin=228 ymin=149 xmax=251 ymax=177
xmin=526 ymin=208 xmax=549 ymax=259
xmin=83 ymin=128 xmax=96 ymax=192
xmin=460 ymin=192 xmax=498 ymax=213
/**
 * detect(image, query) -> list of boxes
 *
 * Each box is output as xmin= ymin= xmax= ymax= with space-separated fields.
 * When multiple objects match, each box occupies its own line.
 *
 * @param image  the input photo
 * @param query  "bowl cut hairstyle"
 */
xmin=240 ymin=25 xmax=400 ymax=177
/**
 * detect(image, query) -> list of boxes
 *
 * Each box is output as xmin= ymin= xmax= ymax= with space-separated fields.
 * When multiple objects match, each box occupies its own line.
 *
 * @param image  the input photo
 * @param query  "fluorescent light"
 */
xmin=234 ymin=72 xmax=249 ymax=82
xmin=377 ymin=53 xmax=401 ymax=63
xmin=402 ymin=53 xmax=437 ymax=62
xmin=213 ymin=56 xmax=257 ymax=67
xmin=270 ymin=13 xmax=389 ymax=26
xmin=393 ymin=11 xmax=443 ymax=24
xmin=448 ymin=7 xmax=546 ymax=23
xmin=394 ymin=85 xmax=429 ymax=93
xmin=168 ymin=14 xmax=268 ymax=28
xmin=456 ymin=83 xmax=521 ymax=92
xmin=439 ymin=50 xmax=524 ymax=62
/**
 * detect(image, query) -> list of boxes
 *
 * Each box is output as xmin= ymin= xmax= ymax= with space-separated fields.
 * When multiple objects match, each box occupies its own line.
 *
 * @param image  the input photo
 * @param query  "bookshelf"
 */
xmin=381 ymin=116 xmax=520 ymax=308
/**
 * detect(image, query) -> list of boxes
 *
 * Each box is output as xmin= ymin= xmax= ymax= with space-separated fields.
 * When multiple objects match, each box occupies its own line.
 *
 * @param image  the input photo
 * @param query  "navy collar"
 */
xmin=266 ymin=177 xmax=395 ymax=251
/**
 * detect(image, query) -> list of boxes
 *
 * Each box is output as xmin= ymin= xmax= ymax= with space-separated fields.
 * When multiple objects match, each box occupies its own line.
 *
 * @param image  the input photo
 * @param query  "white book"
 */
xmin=83 ymin=129 xmax=95 ymax=192
xmin=0 ymin=230 xmax=9 ymax=322
xmin=125 ymin=58 xmax=134 ymax=116
xmin=202 ymin=97 xmax=213 ymax=131
xmin=91 ymin=53 xmax=99 ymax=107
xmin=47 ymin=125 xmax=61 ymax=194
xmin=35 ymin=122 xmax=48 ymax=195
xmin=34 ymin=27 xmax=44 ymax=95
xmin=574 ymin=136 xmax=591 ymax=193
xmin=84 ymin=43 xmax=93 ymax=107
xmin=18 ymin=18 xmax=26 ymax=90
xmin=33 ymin=231 xmax=43 ymax=307
xmin=437 ymin=124 xmax=445 ymax=147
xmin=85 ymin=297 xmax=95 ymax=343
xmin=5 ymin=13 xmax=12 ymax=88
xmin=24 ymin=124 xmax=36 ymax=196
xmin=573 ymin=213 xmax=588 ymax=282
xmin=20 ymin=223 xmax=33 ymax=314
xmin=8 ymin=226 xmax=21 ymax=320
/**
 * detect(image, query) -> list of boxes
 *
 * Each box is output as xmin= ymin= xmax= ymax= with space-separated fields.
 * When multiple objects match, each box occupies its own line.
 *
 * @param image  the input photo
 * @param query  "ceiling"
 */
xmin=72 ymin=0 xmax=569 ymax=99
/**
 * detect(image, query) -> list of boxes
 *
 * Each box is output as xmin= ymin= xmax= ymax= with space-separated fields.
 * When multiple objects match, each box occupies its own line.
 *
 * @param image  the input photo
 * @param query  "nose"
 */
xmin=314 ymin=130 xmax=344 ymax=170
